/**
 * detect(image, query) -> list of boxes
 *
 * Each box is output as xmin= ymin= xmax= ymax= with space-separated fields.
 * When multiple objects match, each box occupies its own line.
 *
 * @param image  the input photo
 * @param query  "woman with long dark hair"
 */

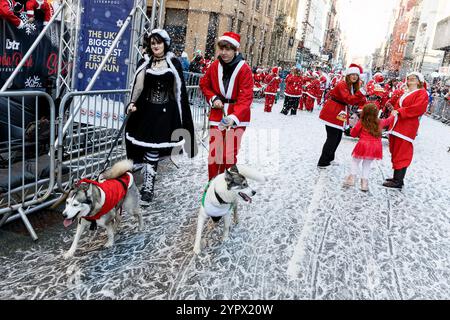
xmin=317 ymin=64 xmax=367 ymax=168
xmin=125 ymin=29 xmax=197 ymax=205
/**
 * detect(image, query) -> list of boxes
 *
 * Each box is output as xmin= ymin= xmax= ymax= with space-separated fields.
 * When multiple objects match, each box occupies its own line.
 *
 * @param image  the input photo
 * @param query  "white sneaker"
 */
xmin=330 ymin=161 xmax=340 ymax=166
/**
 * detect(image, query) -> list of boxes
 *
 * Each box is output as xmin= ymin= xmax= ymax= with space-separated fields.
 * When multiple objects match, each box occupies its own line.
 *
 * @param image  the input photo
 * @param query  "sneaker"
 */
xmin=140 ymin=190 xmax=154 ymax=206
xmin=330 ymin=161 xmax=340 ymax=166
xmin=317 ymin=165 xmax=330 ymax=170
xmin=343 ymin=175 xmax=355 ymax=187
xmin=360 ymin=178 xmax=369 ymax=192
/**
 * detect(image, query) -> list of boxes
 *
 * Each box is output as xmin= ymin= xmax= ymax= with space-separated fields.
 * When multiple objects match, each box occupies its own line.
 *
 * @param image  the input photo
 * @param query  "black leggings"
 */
xmin=318 ymin=125 xmax=343 ymax=166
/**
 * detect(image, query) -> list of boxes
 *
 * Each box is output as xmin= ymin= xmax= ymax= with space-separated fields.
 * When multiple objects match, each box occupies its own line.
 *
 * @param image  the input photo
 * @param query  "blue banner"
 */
xmin=75 ymin=0 xmax=133 ymax=91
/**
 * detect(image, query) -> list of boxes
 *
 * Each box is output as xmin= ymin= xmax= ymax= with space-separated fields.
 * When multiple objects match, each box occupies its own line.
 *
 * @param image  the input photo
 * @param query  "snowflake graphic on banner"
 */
xmin=19 ymin=13 xmax=37 ymax=35
xmin=25 ymin=76 xmax=42 ymax=88
xmin=116 ymin=19 xmax=124 ymax=28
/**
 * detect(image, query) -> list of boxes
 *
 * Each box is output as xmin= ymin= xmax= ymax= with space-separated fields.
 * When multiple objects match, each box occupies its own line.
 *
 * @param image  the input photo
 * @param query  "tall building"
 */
xmin=296 ymin=0 xmax=332 ymax=68
xmin=433 ymin=4 xmax=450 ymax=75
xmin=387 ymin=0 xmax=418 ymax=75
xmin=151 ymin=0 xmax=297 ymax=68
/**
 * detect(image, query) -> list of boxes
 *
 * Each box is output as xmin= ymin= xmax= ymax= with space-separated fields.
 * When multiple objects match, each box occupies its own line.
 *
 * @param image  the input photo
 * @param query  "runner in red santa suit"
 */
xmin=0 ymin=0 xmax=25 ymax=29
xmin=304 ymin=72 xmax=322 ymax=112
xmin=383 ymin=80 xmax=406 ymax=117
xmin=366 ymin=72 xmax=389 ymax=112
xmin=281 ymin=67 xmax=303 ymax=115
xmin=199 ymin=32 xmax=253 ymax=180
xmin=26 ymin=0 xmax=52 ymax=25
xmin=299 ymin=70 xmax=312 ymax=111
xmin=263 ymin=67 xmax=281 ymax=112
xmin=317 ymin=63 xmax=367 ymax=168
xmin=383 ymin=72 xmax=429 ymax=189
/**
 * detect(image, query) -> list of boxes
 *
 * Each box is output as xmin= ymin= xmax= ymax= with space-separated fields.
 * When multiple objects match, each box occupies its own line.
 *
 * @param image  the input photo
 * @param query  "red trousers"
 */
xmin=208 ymin=127 xmax=246 ymax=181
xmin=389 ymin=135 xmax=413 ymax=170
xmin=305 ymin=96 xmax=315 ymax=111
xmin=299 ymin=94 xmax=306 ymax=110
xmin=264 ymin=94 xmax=276 ymax=112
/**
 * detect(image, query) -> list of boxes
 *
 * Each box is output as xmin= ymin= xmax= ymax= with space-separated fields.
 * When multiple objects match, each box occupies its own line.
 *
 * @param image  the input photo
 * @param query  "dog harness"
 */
xmin=77 ymin=172 xmax=133 ymax=221
xmin=201 ymin=179 xmax=232 ymax=218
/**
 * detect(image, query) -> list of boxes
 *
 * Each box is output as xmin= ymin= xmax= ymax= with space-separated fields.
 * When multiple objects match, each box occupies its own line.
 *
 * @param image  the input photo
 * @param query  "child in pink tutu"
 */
xmin=344 ymin=103 xmax=394 ymax=191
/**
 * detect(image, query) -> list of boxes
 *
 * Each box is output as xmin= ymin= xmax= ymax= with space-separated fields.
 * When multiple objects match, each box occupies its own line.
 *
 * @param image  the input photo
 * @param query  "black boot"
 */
xmin=280 ymin=107 xmax=289 ymax=115
xmin=140 ymin=161 xmax=157 ymax=205
xmin=383 ymin=168 xmax=407 ymax=189
xmin=290 ymin=106 xmax=297 ymax=115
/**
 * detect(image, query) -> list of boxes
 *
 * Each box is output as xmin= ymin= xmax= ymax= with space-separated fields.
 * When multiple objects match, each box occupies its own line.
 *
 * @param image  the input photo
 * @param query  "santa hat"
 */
xmin=373 ymin=72 xmax=384 ymax=83
xmin=345 ymin=63 xmax=363 ymax=76
xmin=149 ymin=29 xmax=171 ymax=46
xmin=218 ymin=32 xmax=241 ymax=48
xmin=406 ymin=71 xmax=425 ymax=83
xmin=272 ymin=67 xmax=280 ymax=74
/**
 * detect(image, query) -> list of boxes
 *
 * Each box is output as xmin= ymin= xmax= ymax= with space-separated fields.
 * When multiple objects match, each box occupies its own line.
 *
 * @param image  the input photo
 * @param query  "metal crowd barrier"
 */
xmin=427 ymin=97 xmax=450 ymax=124
xmin=56 ymin=90 xmax=131 ymax=192
xmin=0 ymin=75 xmax=210 ymax=239
xmin=0 ymin=91 xmax=56 ymax=240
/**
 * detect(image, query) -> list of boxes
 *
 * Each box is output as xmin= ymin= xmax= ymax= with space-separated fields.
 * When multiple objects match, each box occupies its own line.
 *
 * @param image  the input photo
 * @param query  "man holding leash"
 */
xmin=199 ymin=32 xmax=254 ymax=181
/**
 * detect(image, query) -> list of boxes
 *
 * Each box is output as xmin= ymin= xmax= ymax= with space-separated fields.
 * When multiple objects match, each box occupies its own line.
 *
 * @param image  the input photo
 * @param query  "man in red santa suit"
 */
xmin=0 ymin=0 xmax=25 ymax=29
xmin=299 ymin=70 xmax=312 ymax=111
xmin=366 ymin=72 xmax=389 ymax=112
xmin=263 ymin=66 xmax=281 ymax=112
xmin=383 ymin=72 xmax=429 ymax=189
xmin=281 ymin=67 xmax=303 ymax=115
xmin=317 ymin=63 xmax=367 ymax=168
xmin=26 ymin=0 xmax=52 ymax=25
xmin=199 ymin=32 xmax=253 ymax=180
xmin=304 ymin=72 xmax=322 ymax=112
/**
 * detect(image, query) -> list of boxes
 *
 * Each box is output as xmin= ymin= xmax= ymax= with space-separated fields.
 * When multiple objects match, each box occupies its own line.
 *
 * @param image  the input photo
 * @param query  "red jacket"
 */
xmin=253 ymin=73 xmax=264 ymax=88
xmin=79 ymin=173 xmax=132 ymax=221
xmin=319 ymin=80 xmax=367 ymax=130
xmin=388 ymin=89 xmax=428 ymax=143
xmin=199 ymin=58 xmax=253 ymax=127
xmin=305 ymin=79 xmax=322 ymax=100
xmin=263 ymin=74 xmax=281 ymax=94
xmin=284 ymin=74 xmax=303 ymax=97
xmin=0 ymin=0 xmax=24 ymax=28
xmin=26 ymin=0 xmax=52 ymax=25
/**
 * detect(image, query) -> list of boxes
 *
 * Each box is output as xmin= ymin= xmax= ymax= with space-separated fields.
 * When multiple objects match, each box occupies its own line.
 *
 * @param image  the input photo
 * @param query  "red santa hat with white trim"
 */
xmin=345 ymin=63 xmax=363 ymax=76
xmin=218 ymin=32 xmax=241 ymax=48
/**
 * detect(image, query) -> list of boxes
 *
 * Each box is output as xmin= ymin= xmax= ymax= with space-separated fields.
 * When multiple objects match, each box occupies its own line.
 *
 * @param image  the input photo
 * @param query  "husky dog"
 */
xmin=62 ymin=160 xmax=143 ymax=259
xmin=193 ymin=165 xmax=266 ymax=255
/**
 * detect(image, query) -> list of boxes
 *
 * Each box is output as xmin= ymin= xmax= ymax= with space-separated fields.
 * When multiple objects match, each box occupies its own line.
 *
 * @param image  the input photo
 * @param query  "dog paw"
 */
xmin=193 ymin=246 xmax=201 ymax=255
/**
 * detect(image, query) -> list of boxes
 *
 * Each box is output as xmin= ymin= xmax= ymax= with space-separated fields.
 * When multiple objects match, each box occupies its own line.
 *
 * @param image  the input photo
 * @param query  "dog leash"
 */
xmin=96 ymin=112 xmax=131 ymax=180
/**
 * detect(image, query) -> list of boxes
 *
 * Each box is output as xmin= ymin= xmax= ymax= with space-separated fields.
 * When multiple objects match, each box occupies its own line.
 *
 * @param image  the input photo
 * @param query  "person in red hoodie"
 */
xmin=317 ymin=63 xmax=367 ymax=168
xmin=263 ymin=67 xmax=281 ymax=112
xmin=0 ymin=0 xmax=25 ymax=29
xmin=26 ymin=0 xmax=52 ymax=25
xmin=383 ymin=72 xmax=429 ymax=189
xmin=199 ymin=32 xmax=253 ymax=180
xmin=281 ymin=67 xmax=303 ymax=115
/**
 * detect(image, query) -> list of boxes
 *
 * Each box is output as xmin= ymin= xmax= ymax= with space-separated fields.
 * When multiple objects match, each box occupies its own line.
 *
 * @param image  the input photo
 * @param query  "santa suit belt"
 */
xmin=331 ymin=97 xmax=347 ymax=106
xmin=217 ymin=96 xmax=236 ymax=104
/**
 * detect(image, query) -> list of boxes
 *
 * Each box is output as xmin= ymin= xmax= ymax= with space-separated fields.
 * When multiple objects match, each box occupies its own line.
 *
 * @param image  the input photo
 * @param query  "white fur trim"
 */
xmin=304 ymin=92 xmax=317 ymax=100
xmin=217 ymin=60 xmax=246 ymax=116
xmin=227 ymin=114 xmax=240 ymax=126
xmin=406 ymin=72 xmax=424 ymax=83
xmin=129 ymin=57 xmax=150 ymax=103
xmin=399 ymin=89 xmax=420 ymax=108
xmin=126 ymin=172 xmax=134 ymax=189
xmin=284 ymin=93 xmax=301 ymax=97
xmin=218 ymin=36 xmax=240 ymax=48
xmin=345 ymin=67 xmax=360 ymax=76
xmin=209 ymin=121 xmax=249 ymax=127
xmin=126 ymin=133 xmax=185 ymax=148
xmin=165 ymin=52 xmax=183 ymax=123
xmin=264 ymin=92 xmax=276 ymax=95
xmin=388 ymin=130 xmax=415 ymax=143
xmin=320 ymin=120 xmax=344 ymax=131
xmin=26 ymin=10 xmax=34 ymax=14
xmin=209 ymin=95 xmax=217 ymax=106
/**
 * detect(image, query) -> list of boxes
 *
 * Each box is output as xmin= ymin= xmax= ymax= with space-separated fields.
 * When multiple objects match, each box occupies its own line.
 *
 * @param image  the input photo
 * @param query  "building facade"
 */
xmin=150 ymin=0 xmax=297 ymax=68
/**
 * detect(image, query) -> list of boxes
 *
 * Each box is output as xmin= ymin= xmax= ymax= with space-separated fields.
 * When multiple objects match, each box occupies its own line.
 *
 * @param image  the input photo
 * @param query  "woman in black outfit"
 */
xmin=125 ymin=29 xmax=197 ymax=205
